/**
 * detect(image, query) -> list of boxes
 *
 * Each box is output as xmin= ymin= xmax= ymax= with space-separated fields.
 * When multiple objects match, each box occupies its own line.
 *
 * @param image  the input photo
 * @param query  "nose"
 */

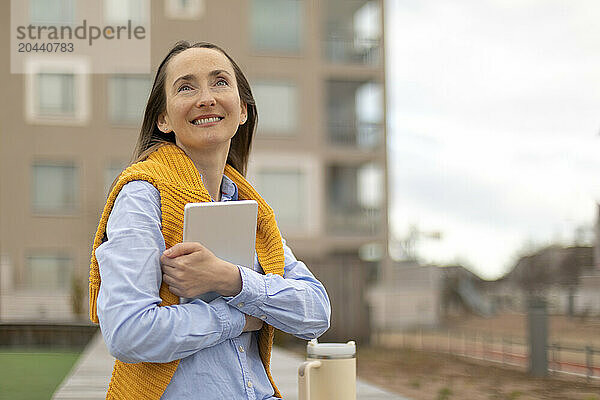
xmin=195 ymin=85 xmax=216 ymax=107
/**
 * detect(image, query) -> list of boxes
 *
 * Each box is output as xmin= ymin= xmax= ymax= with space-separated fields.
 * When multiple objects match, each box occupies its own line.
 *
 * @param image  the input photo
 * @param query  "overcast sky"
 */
xmin=385 ymin=0 xmax=600 ymax=279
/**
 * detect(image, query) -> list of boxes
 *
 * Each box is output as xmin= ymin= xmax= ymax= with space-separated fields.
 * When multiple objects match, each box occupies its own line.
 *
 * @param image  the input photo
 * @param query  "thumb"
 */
xmin=164 ymin=242 xmax=204 ymax=258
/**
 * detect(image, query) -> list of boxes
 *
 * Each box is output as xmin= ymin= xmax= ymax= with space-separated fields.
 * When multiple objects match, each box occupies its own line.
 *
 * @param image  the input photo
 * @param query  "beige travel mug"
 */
xmin=298 ymin=340 xmax=356 ymax=400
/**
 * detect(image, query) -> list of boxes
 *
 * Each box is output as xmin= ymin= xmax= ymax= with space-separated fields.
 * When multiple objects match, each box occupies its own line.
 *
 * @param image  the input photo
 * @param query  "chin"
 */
xmin=181 ymin=136 xmax=233 ymax=151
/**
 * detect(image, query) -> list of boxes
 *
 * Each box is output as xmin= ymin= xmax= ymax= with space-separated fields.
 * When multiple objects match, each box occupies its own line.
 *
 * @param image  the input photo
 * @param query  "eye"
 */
xmin=215 ymin=78 xmax=229 ymax=87
xmin=177 ymin=84 xmax=193 ymax=92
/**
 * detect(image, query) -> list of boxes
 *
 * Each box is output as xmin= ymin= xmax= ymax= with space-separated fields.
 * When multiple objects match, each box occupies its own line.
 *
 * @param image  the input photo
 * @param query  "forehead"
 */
xmin=166 ymin=47 xmax=235 ymax=83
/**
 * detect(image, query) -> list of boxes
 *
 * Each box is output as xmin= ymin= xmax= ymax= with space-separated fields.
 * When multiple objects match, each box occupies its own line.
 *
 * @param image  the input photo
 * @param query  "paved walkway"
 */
xmin=53 ymin=333 xmax=410 ymax=399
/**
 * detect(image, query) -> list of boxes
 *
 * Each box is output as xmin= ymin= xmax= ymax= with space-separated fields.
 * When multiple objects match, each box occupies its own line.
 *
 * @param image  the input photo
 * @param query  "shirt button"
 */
xmin=237 ymin=302 xmax=245 ymax=307
xmin=260 ymin=315 xmax=267 ymax=320
xmin=247 ymin=381 xmax=253 ymax=388
xmin=238 ymin=345 xmax=245 ymax=353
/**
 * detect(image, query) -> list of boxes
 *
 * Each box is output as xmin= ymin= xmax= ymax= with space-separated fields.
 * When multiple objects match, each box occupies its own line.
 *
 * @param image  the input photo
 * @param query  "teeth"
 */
xmin=192 ymin=117 xmax=221 ymax=125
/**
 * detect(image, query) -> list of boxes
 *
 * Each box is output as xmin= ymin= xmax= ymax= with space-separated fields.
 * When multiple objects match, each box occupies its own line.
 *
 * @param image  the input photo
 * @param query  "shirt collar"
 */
xmin=220 ymin=174 xmax=239 ymax=202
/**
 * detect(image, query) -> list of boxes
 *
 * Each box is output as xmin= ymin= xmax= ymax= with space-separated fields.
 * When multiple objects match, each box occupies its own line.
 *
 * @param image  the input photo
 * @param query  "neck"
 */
xmin=177 ymin=141 xmax=231 ymax=202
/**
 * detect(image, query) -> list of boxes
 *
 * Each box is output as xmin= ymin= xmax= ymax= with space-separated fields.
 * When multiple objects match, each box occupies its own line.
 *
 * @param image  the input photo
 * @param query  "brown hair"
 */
xmin=132 ymin=41 xmax=258 ymax=176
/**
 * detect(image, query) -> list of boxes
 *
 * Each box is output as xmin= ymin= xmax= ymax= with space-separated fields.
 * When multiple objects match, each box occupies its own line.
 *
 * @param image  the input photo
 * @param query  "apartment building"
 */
xmin=0 ymin=0 xmax=388 ymax=341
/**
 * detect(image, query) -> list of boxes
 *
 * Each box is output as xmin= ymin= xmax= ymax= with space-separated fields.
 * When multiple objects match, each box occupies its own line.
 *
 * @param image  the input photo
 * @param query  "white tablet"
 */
xmin=180 ymin=200 xmax=258 ymax=303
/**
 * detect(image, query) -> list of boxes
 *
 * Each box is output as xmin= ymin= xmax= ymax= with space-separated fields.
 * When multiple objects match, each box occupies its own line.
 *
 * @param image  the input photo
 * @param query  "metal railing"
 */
xmin=548 ymin=341 xmax=600 ymax=380
xmin=327 ymin=122 xmax=383 ymax=149
xmin=324 ymin=37 xmax=381 ymax=65
xmin=326 ymin=206 xmax=381 ymax=235
xmin=379 ymin=329 xmax=600 ymax=381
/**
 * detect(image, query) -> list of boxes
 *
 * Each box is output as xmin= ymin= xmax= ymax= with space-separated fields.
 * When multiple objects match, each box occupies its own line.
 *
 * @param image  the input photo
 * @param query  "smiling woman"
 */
xmin=88 ymin=41 xmax=331 ymax=400
xmin=134 ymin=42 xmax=257 ymax=177
xmin=155 ymin=47 xmax=248 ymax=200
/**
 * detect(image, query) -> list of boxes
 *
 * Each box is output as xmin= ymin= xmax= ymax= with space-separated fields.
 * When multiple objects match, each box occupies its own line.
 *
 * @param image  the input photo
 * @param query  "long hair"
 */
xmin=132 ymin=41 xmax=258 ymax=176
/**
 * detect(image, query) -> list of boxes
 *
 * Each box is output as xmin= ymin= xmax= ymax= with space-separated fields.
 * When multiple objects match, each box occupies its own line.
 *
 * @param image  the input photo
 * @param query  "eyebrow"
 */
xmin=172 ymin=70 xmax=233 ymax=89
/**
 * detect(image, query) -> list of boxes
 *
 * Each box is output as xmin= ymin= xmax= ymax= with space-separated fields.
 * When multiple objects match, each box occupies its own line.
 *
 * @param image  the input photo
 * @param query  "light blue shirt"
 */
xmin=95 ymin=177 xmax=331 ymax=400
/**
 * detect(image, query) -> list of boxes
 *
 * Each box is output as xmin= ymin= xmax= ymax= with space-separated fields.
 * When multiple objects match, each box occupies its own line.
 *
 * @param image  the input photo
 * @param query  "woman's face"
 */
xmin=157 ymin=47 xmax=247 ymax=153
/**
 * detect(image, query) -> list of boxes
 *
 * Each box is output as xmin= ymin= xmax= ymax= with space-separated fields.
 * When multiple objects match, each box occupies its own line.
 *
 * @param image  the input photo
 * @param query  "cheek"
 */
xmin=226 ymin=93 xmax=242 ymax=114
xmin=171 ymin=104 xmax=187 ymax=122
xmin=167 ymin=99 xmax=189 ymax=124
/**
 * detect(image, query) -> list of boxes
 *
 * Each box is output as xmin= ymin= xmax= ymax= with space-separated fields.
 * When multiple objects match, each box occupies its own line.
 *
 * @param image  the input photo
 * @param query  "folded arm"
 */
xmin=226 ymin=240 xmax=331 ymax=340
xmin=96 ymin=180 xmax=246 ymax=363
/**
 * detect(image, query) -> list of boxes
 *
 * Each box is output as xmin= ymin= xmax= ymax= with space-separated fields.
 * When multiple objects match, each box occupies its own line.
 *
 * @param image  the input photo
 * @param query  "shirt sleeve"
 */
xmin=95 ymin=180 xmax=246 ymax=364
xmin=226 ymin=239 xmax=331 ymax=340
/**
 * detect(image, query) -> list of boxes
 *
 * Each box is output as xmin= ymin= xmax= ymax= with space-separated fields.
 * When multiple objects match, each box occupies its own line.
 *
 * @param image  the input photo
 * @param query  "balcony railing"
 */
xmin=326 ymin=206 xmax=381 ymax=235
xmin=328 ymin=122 xmax=383 ymax=149
xmin=324 ymin=37 xmax=381 ymax=65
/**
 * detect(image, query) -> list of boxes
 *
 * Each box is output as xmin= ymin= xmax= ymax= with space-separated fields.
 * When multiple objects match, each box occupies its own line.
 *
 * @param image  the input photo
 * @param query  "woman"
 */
xmin=88 ymin=41 xmax=331 ymax=400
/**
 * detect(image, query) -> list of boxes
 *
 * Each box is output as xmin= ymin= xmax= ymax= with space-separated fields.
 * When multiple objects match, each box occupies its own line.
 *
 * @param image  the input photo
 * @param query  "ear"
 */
xmin=157 ymin=112 xmax=173 ymax=133
xmin=239 ymin=102 xmax=248 ymax=125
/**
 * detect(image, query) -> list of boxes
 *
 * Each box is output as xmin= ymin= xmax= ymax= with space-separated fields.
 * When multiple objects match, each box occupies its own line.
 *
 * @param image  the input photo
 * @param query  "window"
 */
xmin=25 ymin=58 xmax=90 ymax=125
xmin=108 ymin=75 xmax=151 ymax=125
xmin=353 ymin=1 xmax=381 ymax=54
xmin=164 ymin=0 xmax=205 ymax=19
xmin=251 ymin=0 xmax=303 ymax=52
xmin=327 ymin=79 xmax=383 ymax=148
xmin=248 ymin=153 xmax=319 ymax=236
xmin=253 ymin=81 xmax=298 ymax=136
xmin=25 ymin=254 xmax=72 ymax=290
xmin=30 ymin=0 xmax=75 ymax=25
xmin=324 ymin=0 xmax=381 ymax=65
xmin=326 ymin=163 xmax=383 ymax=235
xmin=357 ymin=162 xmax=384 ymax=209
xmin=355 ymin=81 xmax=383 ymax=147
xmin=104 ymin=0 xmax=149 ymax=25
xmin=37 ymin=73 xmax=75 ymax=116
xmin=32 ymin=163 xmax=78 ymax=214
xmin=327 ymin=163 xmax=384 ymax=209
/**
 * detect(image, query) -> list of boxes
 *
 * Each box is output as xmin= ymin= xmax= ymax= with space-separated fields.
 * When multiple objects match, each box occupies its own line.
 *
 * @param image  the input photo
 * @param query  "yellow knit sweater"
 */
xmin=88 ymin=144 xmax=284 ymax=399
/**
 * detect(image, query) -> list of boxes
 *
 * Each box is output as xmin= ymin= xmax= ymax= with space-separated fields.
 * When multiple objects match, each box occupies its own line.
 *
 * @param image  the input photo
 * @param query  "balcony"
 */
xmin=327 ymin=206 xmax=381 ymax=236
xmin=325 ymin=37 xmax=381 ymax=66
xmin=324 ymin=0 xmax=381 ymax=66
xmin=326 ymin=164 xmax=383 ymax=236
xmin=327 ymin=80 xmax=383 ymax=150
xmin=328 ymin=121 xmax=383 ymax=149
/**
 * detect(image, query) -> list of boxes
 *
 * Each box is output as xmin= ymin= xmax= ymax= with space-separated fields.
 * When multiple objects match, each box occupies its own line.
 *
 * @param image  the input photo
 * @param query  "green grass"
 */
xmin=437 ymin=387 xmax=453 ymax=400
xmin=0 ymin=348 xmax=81 ymax=400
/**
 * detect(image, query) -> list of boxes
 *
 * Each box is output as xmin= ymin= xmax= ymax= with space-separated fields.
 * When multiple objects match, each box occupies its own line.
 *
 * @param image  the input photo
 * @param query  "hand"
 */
xmin=160 ymin=242 xmax=242 ymax=298
xmin=243 ymin=315 xmax=263 ymax=332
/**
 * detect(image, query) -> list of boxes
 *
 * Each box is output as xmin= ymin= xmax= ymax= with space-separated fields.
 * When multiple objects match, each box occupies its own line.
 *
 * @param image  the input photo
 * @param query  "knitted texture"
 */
xmin=88 ymin=144 xmax=285 ymax=399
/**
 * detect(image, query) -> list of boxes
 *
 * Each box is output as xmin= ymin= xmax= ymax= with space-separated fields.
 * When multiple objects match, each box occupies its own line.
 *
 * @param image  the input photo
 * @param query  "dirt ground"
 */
xmin=357 ymin=314 xmax=600 ymax=400
xmin=282 ymin=314 xmax=600 ymax=399
xmin=357 ymin=346 xmax=600 ymax=400
xmin=441 ymin=314 xmax=600 ymax=347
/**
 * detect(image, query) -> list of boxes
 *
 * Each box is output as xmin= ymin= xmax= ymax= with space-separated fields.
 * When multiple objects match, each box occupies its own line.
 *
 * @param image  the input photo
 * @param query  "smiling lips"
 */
xmin=190 ymin=115 xmax=224 ymax=126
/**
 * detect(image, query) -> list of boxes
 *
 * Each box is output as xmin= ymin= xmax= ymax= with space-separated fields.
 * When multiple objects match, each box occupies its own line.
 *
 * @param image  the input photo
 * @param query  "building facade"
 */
xmin=0 ymin=0 xmax=388 ymax=341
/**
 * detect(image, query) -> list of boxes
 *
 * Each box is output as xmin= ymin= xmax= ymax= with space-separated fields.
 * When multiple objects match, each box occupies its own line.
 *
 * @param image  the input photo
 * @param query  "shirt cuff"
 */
xmin=226 ymin=265 xmax=267 ymax=316
xmin=198 ymin=297 xmax=245 ymax=339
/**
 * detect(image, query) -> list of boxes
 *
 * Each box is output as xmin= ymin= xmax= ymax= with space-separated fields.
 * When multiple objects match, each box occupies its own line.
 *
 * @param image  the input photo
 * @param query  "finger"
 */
xmin=162 ymin=273 xmax=175 ymax=286
xmin=161 ymin=262 xmax=176 ymax=274
xmin=162 ymin=274 xmax=183 ymax=295
xmin=163 ymin=273 xmax=183 ymax=290
xmin=167 ymin=285 xmax=183 ymax=297
xmin=161 ymin=265 xmax=183 ymax=282
xmin=160 ymin=253 xmax=179 ymax=266
xmin=163 ymin=242 xmax=204 ymax=258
